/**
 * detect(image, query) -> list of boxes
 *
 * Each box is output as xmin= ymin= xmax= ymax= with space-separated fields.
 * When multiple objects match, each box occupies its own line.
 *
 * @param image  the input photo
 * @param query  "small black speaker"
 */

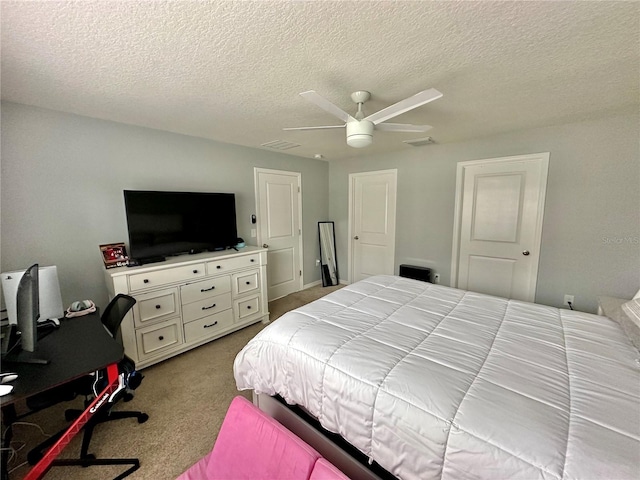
xmin=399 ymin=264 xmax=432 ymax=283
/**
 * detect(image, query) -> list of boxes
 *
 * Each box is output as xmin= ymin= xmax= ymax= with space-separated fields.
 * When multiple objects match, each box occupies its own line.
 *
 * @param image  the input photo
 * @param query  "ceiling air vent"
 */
xmin=261 ymin=140 xmax=301 ymax=151
xmin=403 ymin=136 xmax=434 ymax=147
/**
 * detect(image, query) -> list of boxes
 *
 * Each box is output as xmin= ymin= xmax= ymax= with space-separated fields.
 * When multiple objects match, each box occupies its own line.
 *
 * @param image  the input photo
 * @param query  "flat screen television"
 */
xmin=124 ymin=190 xmax=238 ymax=263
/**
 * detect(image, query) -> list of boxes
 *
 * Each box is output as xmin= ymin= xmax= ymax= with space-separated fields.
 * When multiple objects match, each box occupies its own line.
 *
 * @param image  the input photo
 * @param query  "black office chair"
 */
xmin=27 ymin=294 xmax=148 ymax=471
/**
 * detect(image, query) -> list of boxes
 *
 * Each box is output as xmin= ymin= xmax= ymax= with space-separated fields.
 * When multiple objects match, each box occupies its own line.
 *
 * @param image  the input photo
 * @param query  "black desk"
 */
xmin=1 ymin=312 xmax=124 ymax=404
xmin=1 ymin=312 xmax=125 ymax=479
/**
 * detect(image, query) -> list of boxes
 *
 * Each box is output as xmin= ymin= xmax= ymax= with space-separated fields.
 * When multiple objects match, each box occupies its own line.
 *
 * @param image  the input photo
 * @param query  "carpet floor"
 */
xmin=5 ymin=283 xmax=343 ymax=480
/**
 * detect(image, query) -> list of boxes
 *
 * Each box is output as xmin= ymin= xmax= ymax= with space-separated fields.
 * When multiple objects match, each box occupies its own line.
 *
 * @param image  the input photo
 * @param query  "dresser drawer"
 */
xmin=235 ymin=295 xmax=261 ymax=321
xmin=136 ymin=319 xmax=184 ymax=360
xmin=233 ymin=270 xmax=260 ymax=296
xmin=184 ymin=309 xmax=234 ymax=343
xmin=206 ymin=254 xmax=260 ymax=274
xmin=129 ymin=263 xmax=206 ymax=292
xmin=180 ymin=276 xmax=231 ymax=305
xmin=182 ymin=293 xmax=232 ymax=324
xmin=133 ymin=288 xmax=179 ymax=328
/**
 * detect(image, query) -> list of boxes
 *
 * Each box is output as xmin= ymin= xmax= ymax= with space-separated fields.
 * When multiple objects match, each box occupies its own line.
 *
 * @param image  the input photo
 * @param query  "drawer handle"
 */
xmin=247 ymin=305 xmax=252 ymax=310
xmin=159 ymin=335 xmax=164 ymax=341
xmin=143 ymin=279 xmax=149 ymax=284
xmin=250 ymin=259 xmax=255 ymax=262
xmin=193 ymin=269 xmax=199 ymax=274
xmin=216 ymin=265 xmax=221 ymax=269
xmin=202 ymin=303 xmax=217 ymax=310
xmin=155 ymin=304 xmax=161 ymax=309
xmin=246 ymin=281 xmax=251 ymax=285
xmin=204 ymin=321 xmax=218 ymax=328
xmin=200 ymin=286 xmax=216 ymax=292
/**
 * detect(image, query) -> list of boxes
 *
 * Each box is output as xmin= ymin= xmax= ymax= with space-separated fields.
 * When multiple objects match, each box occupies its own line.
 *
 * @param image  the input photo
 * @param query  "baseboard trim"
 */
xmin=303 ymin=280 xmax=322 ymax=289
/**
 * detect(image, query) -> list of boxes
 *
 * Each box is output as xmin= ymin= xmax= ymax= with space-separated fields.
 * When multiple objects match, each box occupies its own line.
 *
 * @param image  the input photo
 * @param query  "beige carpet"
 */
xmin=5 ymin=283 xmax=343 ymax=480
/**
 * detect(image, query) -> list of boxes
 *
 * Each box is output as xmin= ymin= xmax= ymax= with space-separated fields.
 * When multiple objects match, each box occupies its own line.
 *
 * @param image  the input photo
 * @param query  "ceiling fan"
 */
xmin=284 ymin=88 xmax=443 ymax=148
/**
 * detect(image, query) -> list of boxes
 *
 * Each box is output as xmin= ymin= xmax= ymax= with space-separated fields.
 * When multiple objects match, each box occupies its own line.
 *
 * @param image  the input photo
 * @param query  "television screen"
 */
xmin=124 ymin=190 xmax=238 ymax=262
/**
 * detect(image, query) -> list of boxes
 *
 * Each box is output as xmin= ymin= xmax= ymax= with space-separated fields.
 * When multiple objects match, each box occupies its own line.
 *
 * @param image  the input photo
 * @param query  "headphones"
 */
xmin=65 ymin=300 xmax=96 ymax=317
xmin=97 ymin=356 xmax=144 ymax=404
xmin=119 ymin=356 xmax=143 ymax=390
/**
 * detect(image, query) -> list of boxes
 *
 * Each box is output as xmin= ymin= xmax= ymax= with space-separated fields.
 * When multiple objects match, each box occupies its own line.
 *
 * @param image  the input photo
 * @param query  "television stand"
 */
xmin=104 ymin=247 xmax=269 ymax=369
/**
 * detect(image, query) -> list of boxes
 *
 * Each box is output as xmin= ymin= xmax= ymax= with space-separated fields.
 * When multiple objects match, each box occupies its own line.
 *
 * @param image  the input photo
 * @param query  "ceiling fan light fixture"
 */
xmin=287 ymin=88 xmax=443 ymax=149
xmin=346 ymin=120 xmax=373 ymax=148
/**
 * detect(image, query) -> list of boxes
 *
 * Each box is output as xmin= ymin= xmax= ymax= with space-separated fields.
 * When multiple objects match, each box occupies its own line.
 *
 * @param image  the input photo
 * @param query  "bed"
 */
xmin=234 ymin=275 xmax=640 ymax=480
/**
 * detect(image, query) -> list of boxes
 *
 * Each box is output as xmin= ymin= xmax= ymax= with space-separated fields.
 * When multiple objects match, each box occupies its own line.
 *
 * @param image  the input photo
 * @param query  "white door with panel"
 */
xmin=349 ymin=170 xmax=397 ymax=283
xmin=255 ymin=168 xmax=303 ymax=300
xmin=452 ymin=153 xmax=549 ymax=302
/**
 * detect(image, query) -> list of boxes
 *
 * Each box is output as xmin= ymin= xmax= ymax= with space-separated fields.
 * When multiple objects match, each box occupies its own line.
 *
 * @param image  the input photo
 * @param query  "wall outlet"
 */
xmin=563 ymin=294 xmax=574 ymax=306
xmin=250 ymin=229 xmax=257 ymax=238
xmin=433 ymin=273 xmax=440 ymax=284
xmin=315 ymin=259 xmax=320 ymax=267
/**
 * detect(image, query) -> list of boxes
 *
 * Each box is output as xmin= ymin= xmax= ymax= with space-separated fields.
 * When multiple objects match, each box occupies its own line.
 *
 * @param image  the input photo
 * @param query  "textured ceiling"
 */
xmin=1 ymin=1 xmax=638 ymax=160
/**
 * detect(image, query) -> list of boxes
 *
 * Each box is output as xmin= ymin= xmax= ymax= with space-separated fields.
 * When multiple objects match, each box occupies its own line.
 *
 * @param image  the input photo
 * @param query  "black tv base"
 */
xmin=128 ymin=256 xmax=165 ymax=267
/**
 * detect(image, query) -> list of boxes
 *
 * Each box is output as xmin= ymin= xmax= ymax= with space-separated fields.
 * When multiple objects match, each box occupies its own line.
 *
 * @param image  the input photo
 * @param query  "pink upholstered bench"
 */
xmin=177 ymin=396 xmax=349 ymax=480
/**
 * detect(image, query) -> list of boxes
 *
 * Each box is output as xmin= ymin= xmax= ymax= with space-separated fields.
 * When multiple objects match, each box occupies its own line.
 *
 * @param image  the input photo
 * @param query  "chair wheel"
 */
xmin=138 ymin=413 xmax=149 ymax=423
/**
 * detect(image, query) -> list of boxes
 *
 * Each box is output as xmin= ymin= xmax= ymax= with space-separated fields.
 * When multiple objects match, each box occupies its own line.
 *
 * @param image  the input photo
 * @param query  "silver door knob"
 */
xmin=354 ymin=236 xmax=359 ymax=240
xmin=522 ymin=250 xmax=530 ymax=256
xmin=263 ymin=243 xmax=269 ymax=248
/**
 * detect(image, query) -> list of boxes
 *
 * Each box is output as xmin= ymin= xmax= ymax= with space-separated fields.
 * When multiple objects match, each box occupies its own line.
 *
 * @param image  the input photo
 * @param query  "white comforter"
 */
xmin=234 ymin=276 xmax=640 ymax=480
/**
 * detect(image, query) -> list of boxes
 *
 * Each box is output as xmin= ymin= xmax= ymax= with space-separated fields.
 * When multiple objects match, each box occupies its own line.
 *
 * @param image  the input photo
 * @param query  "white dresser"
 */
xmin=104 ymin=246 xmax=268 ymax=369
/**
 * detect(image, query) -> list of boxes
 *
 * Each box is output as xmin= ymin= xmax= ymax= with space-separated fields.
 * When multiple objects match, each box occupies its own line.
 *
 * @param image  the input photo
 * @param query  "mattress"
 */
xmin=234 ymin=275 xmax=640 ymax=480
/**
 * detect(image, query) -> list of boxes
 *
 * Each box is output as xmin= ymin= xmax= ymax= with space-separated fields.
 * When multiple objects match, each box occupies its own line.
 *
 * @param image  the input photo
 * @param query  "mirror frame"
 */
xmin=318 ymin=221 xmax=338 ymax=287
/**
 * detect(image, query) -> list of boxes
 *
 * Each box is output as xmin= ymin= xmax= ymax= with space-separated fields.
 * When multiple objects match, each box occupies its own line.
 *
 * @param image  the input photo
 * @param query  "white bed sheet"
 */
xmin=234 ymin=275 xmax=640 ymax=480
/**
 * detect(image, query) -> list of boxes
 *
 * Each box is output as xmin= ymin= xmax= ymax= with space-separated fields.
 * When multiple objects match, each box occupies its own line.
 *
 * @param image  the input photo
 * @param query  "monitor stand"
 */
xmin=1 ymin=325 xmax=50 ymax=365
xmin=3 ymin=351 xmax=50 ymax=365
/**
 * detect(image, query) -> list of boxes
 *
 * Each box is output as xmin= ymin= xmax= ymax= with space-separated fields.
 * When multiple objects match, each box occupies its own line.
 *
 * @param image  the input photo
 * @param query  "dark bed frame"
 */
xmin=253 ymin=393 xmax=398 ymax=480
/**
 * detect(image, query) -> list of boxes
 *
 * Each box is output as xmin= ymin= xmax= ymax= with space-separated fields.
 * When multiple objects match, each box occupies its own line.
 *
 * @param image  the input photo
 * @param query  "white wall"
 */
xmin=329 ymin=113 xmax=640 ymax=313
xmin=1 ymin=102 xmax=329 ymax=309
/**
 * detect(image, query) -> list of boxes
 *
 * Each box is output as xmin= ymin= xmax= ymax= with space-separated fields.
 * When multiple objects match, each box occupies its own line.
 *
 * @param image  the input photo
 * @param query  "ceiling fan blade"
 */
xmin=283 ymin=125 xmax=346 ymax=131
xmin=299 ymin=91 xmax=355 ymax=123
xmin=374 ymin=123 xmax=433 ymax=133
xmin=364 ymin=88 xmax=443 ymax=125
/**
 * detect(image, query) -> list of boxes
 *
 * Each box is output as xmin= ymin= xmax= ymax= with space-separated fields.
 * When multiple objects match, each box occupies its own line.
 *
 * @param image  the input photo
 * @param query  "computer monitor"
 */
xmin=16 ymin=263 xmax=40 ymax=352
xmin=3 ymin=264 xmax=50 ymax=364
xmin=1 ymin=265 xmax=64 ymax=325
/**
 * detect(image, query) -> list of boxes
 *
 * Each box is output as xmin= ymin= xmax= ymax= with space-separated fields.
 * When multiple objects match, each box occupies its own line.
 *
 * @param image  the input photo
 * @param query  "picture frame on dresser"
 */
xmin=100 ymin=242 xmax=130 ymax=269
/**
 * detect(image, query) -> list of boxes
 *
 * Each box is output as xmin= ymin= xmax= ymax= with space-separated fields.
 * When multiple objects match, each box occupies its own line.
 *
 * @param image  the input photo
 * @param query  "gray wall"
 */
xmin=329 ymin=113 xmax=640 ymax=313
xmin=1 ymin=102 xmax=329 ymax=310
xmin=3 ymin=102 xmax=638 ymax=315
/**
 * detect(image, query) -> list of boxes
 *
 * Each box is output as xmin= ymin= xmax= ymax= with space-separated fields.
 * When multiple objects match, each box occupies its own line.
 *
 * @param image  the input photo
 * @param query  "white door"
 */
xmin=255 ymin=168 xmax=303 ymax=301
xmin=349 ymin=170 xmax=397 ymax=283
xmin=451 ymin=153 xmax=549 ymax=301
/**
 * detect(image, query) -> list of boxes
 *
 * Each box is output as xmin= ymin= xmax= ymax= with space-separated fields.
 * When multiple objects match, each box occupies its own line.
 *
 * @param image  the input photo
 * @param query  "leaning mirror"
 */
xmin=318 ymin=221 xmax=338 ymax=287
